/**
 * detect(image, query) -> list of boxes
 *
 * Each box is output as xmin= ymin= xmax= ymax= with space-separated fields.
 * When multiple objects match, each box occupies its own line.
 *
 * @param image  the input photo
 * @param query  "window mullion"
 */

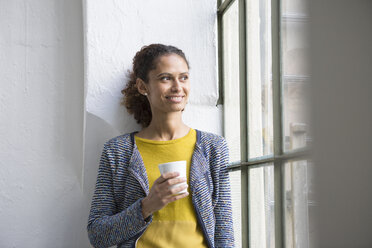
xmin=218 ymin=0 xmax=237 ymax=15
xmin=238 ymin=0 xmax=249 ymax=247
xmin=272 ymin=0 xmax=284 ymax=247
xmin=217 ymin=8 xmax=223 ymax=106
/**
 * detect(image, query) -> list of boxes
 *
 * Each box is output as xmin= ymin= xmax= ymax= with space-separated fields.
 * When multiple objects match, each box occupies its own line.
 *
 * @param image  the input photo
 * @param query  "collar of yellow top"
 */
xmin=134 ymin=128 xmax=195 ymax=145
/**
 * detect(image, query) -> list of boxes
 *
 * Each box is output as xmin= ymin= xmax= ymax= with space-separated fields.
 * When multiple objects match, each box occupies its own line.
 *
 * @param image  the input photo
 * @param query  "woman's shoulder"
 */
xmin=196 ymin=129 xmax=228 ymax=150
xmin=196 ymin=130 xmax=229 ymax=164
xmin=196 ymin=129 xmax=226 ymax=143
xmin=103 ymin=132 xmax=136 ymax=150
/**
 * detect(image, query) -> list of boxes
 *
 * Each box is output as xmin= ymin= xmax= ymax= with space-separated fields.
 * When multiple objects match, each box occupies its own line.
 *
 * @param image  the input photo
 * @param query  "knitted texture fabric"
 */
xmin=87 ymin=130 xmax=235 ymax=248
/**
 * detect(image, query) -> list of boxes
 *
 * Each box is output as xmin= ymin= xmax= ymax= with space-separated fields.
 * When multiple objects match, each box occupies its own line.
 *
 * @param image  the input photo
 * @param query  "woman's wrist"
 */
xmin=141 ymin=197 xmax=152 ymax=220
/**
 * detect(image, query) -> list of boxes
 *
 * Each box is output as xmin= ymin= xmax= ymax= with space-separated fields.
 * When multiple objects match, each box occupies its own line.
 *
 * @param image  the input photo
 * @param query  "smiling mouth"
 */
xmin=165 ymin=96 xmax=184 ymax=102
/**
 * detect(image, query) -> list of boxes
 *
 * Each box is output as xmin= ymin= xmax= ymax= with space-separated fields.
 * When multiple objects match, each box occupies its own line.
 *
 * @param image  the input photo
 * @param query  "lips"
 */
xmin=165 ymin=95 xmax=185 ymax=103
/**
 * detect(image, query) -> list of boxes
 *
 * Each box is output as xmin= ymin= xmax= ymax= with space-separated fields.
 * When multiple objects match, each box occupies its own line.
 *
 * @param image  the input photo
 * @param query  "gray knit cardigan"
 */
xmin=87 ymin=129 xmax=235 ymax=248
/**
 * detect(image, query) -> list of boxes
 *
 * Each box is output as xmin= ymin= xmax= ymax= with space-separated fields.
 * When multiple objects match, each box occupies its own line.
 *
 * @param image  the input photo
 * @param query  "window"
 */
xmin=218 ymin=0 xmax=314 ymax=247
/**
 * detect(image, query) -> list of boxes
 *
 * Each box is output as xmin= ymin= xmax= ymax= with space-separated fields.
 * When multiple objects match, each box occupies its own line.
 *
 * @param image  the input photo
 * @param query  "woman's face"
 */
xmin=140 ymin=54 xmax=190 ymax=115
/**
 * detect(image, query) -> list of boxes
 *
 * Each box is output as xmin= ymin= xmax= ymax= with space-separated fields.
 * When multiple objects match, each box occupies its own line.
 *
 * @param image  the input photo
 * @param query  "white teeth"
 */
xmin=168 ymin=96 xmax=182 ymax=100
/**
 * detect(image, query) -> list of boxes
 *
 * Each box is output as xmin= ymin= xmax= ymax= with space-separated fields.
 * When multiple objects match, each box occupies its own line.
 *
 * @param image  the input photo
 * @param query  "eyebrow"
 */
xmin=156 ymin=72 xmax=189 ymax=77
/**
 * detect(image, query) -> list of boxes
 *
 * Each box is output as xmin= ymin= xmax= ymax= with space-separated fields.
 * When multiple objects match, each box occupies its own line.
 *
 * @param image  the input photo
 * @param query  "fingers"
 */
xmin=154 ymin=172 xmax=180 ymax=184
xmin=163 ymin=177 xmax=187 ymax=187
xmin=160 ymin=177 xmax=187 ymax=196
xmin=144 ymin=176 xmax=189 ymax=215
xmin=166 ymin=191 xmax=189 ymax=203
xmin=165 ymin=183 xmax=189 ymax=197
xmin=148 ymin=172 xmax=189 ymax=211
xmin=153 ymin=179 xmax=188 ymax=199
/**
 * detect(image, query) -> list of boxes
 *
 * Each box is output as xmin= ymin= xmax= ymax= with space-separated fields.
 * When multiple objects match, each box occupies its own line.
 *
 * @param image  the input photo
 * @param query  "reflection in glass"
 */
xmin=284 ymin=160 xmax=316 ymax=248
xmin=249 ymin=164 xmax=275 ymax=247
xmin=229 ymin=169 xmax=242 ymax=248
xmin=247 ymin=0 xmax=274 ymax=159
xmin=281 ymin=0 xmax=310 ymax=151
xmin=223 ymin=1 xmax=241 ymax=163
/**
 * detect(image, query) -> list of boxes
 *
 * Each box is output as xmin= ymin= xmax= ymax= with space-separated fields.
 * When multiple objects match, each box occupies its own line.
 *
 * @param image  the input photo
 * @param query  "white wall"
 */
xmin=0 ymin=0 xmax=88 ymax=247
xmin=84 ymin=0 xmax=221 ymax=134
xmin=83 ymin=0 xmax=222 ymax=225
xmin=0 ymin=0 xmax=221 ymax=247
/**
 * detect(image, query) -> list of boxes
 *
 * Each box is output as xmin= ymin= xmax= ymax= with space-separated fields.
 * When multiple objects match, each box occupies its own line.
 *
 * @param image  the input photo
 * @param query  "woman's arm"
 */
xmin=87 ymin=144 xmax=150 ymax=248
xmin=213 ymin=137 xmax=235 ymax=248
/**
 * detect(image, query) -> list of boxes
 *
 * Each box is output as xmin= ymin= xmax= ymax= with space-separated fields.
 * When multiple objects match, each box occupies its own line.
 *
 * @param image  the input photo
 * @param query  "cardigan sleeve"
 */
xmin=87 ymin=143 xmax=151 ymax=248
xmin=213 ymin=137 xmax=235 ymax=247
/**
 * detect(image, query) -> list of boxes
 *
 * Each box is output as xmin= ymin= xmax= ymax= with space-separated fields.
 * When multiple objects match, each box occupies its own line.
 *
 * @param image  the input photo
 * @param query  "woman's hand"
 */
xmin=141 ymin=172 xmax=189 ymax=219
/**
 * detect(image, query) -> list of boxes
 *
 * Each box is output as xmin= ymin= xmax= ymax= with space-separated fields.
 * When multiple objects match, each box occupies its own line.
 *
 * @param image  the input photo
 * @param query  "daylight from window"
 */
xmin=219 ymin=0 xmax=312 ymax=247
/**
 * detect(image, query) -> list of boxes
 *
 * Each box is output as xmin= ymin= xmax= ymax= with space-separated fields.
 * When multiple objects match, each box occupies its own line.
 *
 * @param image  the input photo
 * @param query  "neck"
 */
xmin=138 ymin=112 xmax=190 ymax=141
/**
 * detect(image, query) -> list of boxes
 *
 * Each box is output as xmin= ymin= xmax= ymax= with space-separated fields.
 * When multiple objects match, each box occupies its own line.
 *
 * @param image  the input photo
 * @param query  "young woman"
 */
xmin=87 ymin=44 xmax=234 ymax=248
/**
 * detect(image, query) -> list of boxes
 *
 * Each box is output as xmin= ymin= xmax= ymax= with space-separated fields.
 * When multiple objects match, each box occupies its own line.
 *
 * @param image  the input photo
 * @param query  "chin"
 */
xmin=168 ymin=105 xmax=186 ymax=112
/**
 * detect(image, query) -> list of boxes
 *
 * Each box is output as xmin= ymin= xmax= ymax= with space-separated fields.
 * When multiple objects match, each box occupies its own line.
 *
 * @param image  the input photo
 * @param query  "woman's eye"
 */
xmin=161 ymin=76 xmax=171 ymax=81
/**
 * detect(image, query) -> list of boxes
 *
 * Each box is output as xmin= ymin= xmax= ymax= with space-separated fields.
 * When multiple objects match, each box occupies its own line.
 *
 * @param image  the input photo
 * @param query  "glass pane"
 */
xmin=284 ymin=160 xmax=316 ymax=248
xmin=282 ymin=0 xmax=308 ymax=14
xmin=281 ymin=0 xmax=311 ymax=151
xmin=249 ymin=164 xmax=275 ymax=248
xmin=247 ymin=0 xmax=274 ymax=159
xmin=223 ymin=0 xmax=241 ymax=163
xmin=229 ymin=169 xmax=242 ymax=248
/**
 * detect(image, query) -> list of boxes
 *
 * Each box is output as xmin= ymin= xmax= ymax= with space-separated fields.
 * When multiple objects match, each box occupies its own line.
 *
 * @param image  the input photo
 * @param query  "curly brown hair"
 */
xmin=121 ymin=44 xmax=190 ymax=127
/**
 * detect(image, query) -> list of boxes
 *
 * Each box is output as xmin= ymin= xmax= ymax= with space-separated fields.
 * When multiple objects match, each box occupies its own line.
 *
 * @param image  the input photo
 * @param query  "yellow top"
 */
xmin=135 ymin=128 xmax=207 ymax=248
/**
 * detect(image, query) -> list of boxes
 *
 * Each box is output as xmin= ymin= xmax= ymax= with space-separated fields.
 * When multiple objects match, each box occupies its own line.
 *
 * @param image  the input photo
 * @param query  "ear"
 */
xmin=136 ymin=78 xmax=148 ymax=96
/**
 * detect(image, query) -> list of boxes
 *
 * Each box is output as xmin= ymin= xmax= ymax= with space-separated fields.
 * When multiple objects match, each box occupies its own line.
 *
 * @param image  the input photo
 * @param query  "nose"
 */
xmin=171 ymin=79 xmax=182 ymax=92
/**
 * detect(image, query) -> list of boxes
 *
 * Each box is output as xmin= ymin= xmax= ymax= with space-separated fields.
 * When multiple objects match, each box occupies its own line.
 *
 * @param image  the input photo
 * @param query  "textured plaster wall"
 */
xmin=0 ymin=0 xmax=89 ymax=247
xmin=83 ymin=0 xmax=222 ymax=212
xmin=84 ymin=0 xmax=220 ymax=134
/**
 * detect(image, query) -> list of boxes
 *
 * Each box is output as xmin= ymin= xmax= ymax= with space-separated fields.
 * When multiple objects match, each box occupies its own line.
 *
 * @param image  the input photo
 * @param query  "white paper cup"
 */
xmin=158 ymin=160 xmax=187 ymax=194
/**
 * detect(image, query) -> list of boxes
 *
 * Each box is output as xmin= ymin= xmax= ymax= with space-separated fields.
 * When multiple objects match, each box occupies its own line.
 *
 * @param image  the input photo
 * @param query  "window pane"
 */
xmin=247 ymin=0 xmax=274 ymax=159
xmin=281 ymin=0 xmax=311 ymax=151
xmin=229 ymin=169 xmax=242 ymax=248
xmin=223 ymin=1 xmax=241 ymax=163
xmin=284 ymin=160 xmax=316 ymax=248
xmin=249 ymin=164 xmax=275 ymax=248
xmin=282 ymin=0 xmax=308 ymax=14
